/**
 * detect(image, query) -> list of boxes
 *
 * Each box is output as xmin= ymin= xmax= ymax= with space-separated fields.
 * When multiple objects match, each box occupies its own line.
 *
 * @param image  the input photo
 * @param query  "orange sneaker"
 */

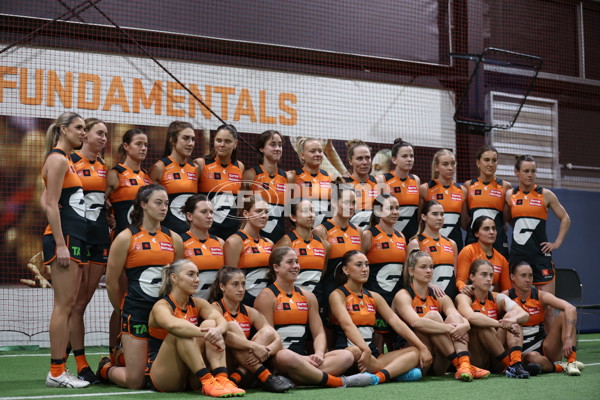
xmin=471 ymin=365 xmax=490 ymax=379
xmin=455 ymin=363 xmax=473 ymax=382
xmin=216 ymin=375 xmax=246 ymax=396
xmin=202 ymin=376 xmax=232 ymax=398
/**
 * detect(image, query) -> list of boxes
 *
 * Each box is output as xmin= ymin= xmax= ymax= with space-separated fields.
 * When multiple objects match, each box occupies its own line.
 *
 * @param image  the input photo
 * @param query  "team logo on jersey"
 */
xmin=490 ymin=189 xmax=502 ymax=198
xmin=451 ymin=193 xmax=462 ymax=201
xmin=141 ymin=242 xmax=151 ymax=250
xmin=428 ymin=246 xmax=437 ymax=253
xmin=187 ymin=172 xmax=197 ymax=181
xmin=407 ymin=186 xmax=418 ymax=194
xmin=381 ymin=242 xmax=390 ymax=249
xmin=350 ymin=236 xmax=361 ymax=244
xmin=128 ymin=178 xmax=139 ymax=186
xmin=394 ymin=187 xmax=401 ymax=193
xmin=82 ymin=169 xmax=91 ymax=177
xmin=529 ymin=199 xmax=543 ymax=207
xmin=262 ymin=182 xmax=270 ymax=190
xmin=303 ymin=181 xmax=313 ymax=188
xmin=352 ymin=304 xmax=360 ymax=311
xmin=313 ymin=248 xmax=326 ymax=257
xmin=173 ymin=172 xmax=181 ymax=180
xmin=251 ymin=247 xmax=260 ymax=254
xmin=297 ymin=301 xmax=308 ymax=311
xmin=299 ymin=248 xmax=308 ymax=256
xmin=213 ymin=172 xmax=221 ymax=180
xmin=194 ymin=248 xmax=203 ymax=256
xmin=103 ymin=248 xmax=109 ymax=256
xmin=366 ymin=303 xmax=375 ymax=312
xmin=542 ymin=269 xmax=551 ymax=276
xmin=228 ymin=173 xmax=241 ymax=182
xmin=416 ymin=306 xmax=423 ymax=314
xmin=516 ymin=199 xmax=523 ymax=205
xmin=283 ymin=303 xmax=291 ymax=310
xmin=436 ymin=194 xmax=444 ymax=200
xmin=159 ymin=242 xmax=174 ymax=252
xmin=442 ymin=245 xmax=453 ymax=253
xmin=474 ymin=189 xmax=482 ymax=195
xmin=336 ymin=237 xmax=345 ymax=244
xmin=210 ymin=247 xmax=223 ymax=256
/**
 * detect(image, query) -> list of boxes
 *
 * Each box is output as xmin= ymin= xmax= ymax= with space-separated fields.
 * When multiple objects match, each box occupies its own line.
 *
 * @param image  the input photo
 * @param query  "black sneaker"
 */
xmin=524 ymin=363 xmax=542 ymax=376
xmin=506 ymin=362 xmax=530 ymax=379
xmin=260 ymin=374 xmax=294 ymax=393
xmin=95 ymin=356 xmax=112 ymax=383
xmin=78 ymin=366 xmax=101 ymax=385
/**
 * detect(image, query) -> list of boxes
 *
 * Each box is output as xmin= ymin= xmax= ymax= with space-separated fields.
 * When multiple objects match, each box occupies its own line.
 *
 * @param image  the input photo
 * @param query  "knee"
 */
xmin=345 ymin=345 xmax=362 ymax=362
xmin=339 ymin=349 xmax=355 ymax=366
xmin=425 ymin=310 xmax=444 ymax=323
xmin=253 ymin=327 xmax=275 ymax=344
xmin=227 ymin=321 xmax=244 ymax=336
xmin=275 ymin=349 xmax=301 ymax=370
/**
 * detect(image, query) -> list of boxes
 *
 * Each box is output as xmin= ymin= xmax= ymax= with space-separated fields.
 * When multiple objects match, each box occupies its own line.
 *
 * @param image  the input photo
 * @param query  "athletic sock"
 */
xmin=213 ymin=367 xmax=228 ymax=380
xmin=320 ymin=372 xmax=344 ymax=387
xmin=255 ymin=366 xmax=272 ymax=383
xmin=567 ymin=347 xmax=577 ymax=363
xmin=230 ymin=369 xmax=245 ymax=385
xmin=196 ymin=368 xmax=214 ymax=385
xmin=375 ymin=369 xmax=391 ymax=384
xmin=509 ymin=346 xmax=523 ymax=366
xmin=50 ymin=358 xmax=65 ymax=378
xmin=553 ymin=363 xmax=564 ymax=373
xmin=495 ymin=350 xmax=510 ymax=368
xmin=449 ymin=351 xmax=470 ymax=368
xmin=73 ymin=349 xmax=89 ymax=372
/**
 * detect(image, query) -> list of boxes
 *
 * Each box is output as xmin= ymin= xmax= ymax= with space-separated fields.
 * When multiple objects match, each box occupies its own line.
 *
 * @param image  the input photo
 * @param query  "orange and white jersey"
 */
xmin=383 ymin=172 xmax=420 ymax=239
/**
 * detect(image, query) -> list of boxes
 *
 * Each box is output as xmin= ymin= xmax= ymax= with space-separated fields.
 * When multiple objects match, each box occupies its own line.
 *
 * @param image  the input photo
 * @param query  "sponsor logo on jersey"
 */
xmin=210 ymin=247 xmax=223 ymax=256
xmin=407 ymin=186 xmax=418 ymax=194
xmin=297 ymin=301 xmax=308 ymax=311
xmin=368 ymin=190 xmax=378 ymax=197
xmin=97 ymin=169 xmax=107 ymax=178
xmin=366 ymin=303 xmax=375 ymax=312
xmin=529 ymin=199 xmax=543 ymax=207
xmin=228 ymin=173 xmax=241 ymax=182
xmin=320 ymin=181 xmax=331 ymax=188
xmin=451 ymin=193 xmax=462 ymax=201
xmin=313 ymin=248 xmax=326 ymax=257
xmin=490 ymin=189 xmax=502 ymax=198
xmin=276 ymin=183 xmax=286 ymax=192
xmin=542 ymin=269 xmax=551 ymax=276
xmin=442 ymin=245 xmax=454 ymax=253
xmin=493 ymin=264 xmax=502 ymax=274
xmin=396 ymin=242 xmax=406 ymax=250
xmin=350 ymin=236 xmax=361 ymax=244
xmin=159 ymin=241 xmax=174 ymax=252
xmin=187 ymin=172 xmax=197 ymax=181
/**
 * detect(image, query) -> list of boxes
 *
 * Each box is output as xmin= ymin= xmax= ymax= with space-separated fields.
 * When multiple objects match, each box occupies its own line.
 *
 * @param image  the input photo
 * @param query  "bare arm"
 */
xmin=43 ymin=155 xmax=70 ymax=266
xmin=392 ymin=290 xmax=452 ymax=335
xmin=224 ymin=235 xmax=243 ymax=267
xmin=148 ymin=161 xmax=164 ymax=184
xmin=456 ymin=293 xmax=500 ymax=329
xmin=542 ymin=189 xmax=571 ymax=254
xmin=106 ymin=230 xmax=131 ymax=310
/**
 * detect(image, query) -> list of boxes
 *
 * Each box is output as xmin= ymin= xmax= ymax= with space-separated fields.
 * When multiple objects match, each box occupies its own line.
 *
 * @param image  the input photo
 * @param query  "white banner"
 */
xmin=0 ymin=45 xmax=455 ymax=148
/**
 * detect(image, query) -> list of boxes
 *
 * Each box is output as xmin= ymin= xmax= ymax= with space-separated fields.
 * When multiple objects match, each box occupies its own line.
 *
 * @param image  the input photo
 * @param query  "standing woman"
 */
xmin=101 ymin=184 xmax=184 ymax=389
xmin=149 ymin=121 xmax=199 ymax=235
xmin=507 ymin=155 xmax=570 ymax=296
xmin=382 ymin=138 xmax=421 ymax=239
xmin=406 ymin=200 xmax=458 ymax=298
xmin=420 ymin=149 xmax=467 ymax=251
xmin=287 ymin=138 xmax=332 ymax=228
xmin=106 ymin=128 xmax=151 ymax=236
xmin=68 ymin=118 xmax=110 ymax=383
xmin=41 ymin=112 xmax=89 ymax=388
xmin=275 ymin=199 xmax=328 ymax=294
xmin=144 ymin=260 xmax=244 ymax=396
xmin=361 ymin=194 xmax=406 ymax=354
xmin=393 ymin=251 xmax=489 ymax=381
xmin=180 ymin=194 xmax=225 ymax=300
xmin=455 ymin=259 xmax=534 ymax=378
xmin=456 ymin=216 xmax=511 ymax=295
xmin=254 ymin=247 xmax=375 ymax=388
xmin=505 ymin=261 xmax=582 ymax=375
xmin=224 ymin=195 xmax=272 ymax=306
xmin=329 ymin=250 xmax=430 ymax=383
xmin=313 ymin=185 xmax=362 ymax=322
xmin=242 ymin=130 xmax=288 ymax=243
xmin=342 ymin=139 xmax=383 ymax=230
xmin=464 ymin=145 xmax=511 ymax=258
xmin=197 ymin=124 xmax=244 ymax=240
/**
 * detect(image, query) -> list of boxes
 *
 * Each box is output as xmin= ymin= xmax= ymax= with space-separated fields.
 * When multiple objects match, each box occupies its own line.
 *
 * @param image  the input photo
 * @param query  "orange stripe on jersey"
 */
xmin=457 ymin=243 xmax=510 ymax=292
xmin=71 ymin=152 xmax=107 ymax=193
xmin=149 ymin=295 xmax=199 ymax=342
xmin=126 ymin=227 xmax=175 ymax=269
xmin=294 ymin=167 xmax=331 ymax=200
xmin=215 ymin=300 xmax=252 ymax=339
xmin=325 ymin=221 xmax=362 ymax=259
xmin=470 ymin=291 xmax=498 ymax=320
xmin=343 ymin=175 xmax=378 ymax=211
xmin=405 ymin=285 xmax=441 ymax=317
xmin=425 ymin=180 xmax=465 ymax=213
xmin=108 ymin=164 xmax=151 ymax=204
xmin=383 ymin=172 xmax=419 ymax=238
xmin=335 ymin=285 xmax=377 ymax=328
xmin=287 ymin=230 xmax=326 ymax=293
xmin=182 ymin=231 xmax=224 ymax=299
xmin=467 ymin=178 xmax=505 ymax=213
xmin=271 ymin=282 xmax=309 ymax=326
xmin=157 ymin=156 xmax=198 ymax=194
xmin=508 ymin=288 xmax=545 ymax=326
xmin=251 ymin=165 xmax=287 ymax=205
xmin=509 ymin=185 xmax=547 ymax=220
xmin=366 ymin=225 xmax=406 ymax=264
xmin=237 ymin=230 xmax=272 ymax=270
xmin=418 ymin=233 xmax=455 ymax=266
xmin=198 ymin=158 xmax=242 ymax=194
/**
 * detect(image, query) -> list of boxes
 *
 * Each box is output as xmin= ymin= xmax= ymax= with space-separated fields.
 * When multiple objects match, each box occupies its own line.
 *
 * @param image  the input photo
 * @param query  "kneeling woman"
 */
xmin=330 ymin=250 xmax=431 ymax=383
xmin=393 ymin=251 xmax=489 ymax=381
xmin=455 ymin=259 xmax=534 ymax=379
xmin=506 ymin=261 xmax=583 ymax=376
xmin=255 ymin=247 xmax=376 ymax=388
xmin=210 ymin=266 xmax=294 ymax=392
xmin=146 ymin=260 xmax=245 ymax=396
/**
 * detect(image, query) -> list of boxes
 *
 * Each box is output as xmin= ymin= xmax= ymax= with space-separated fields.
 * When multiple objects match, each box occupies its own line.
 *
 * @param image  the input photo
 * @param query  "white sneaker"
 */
xmin=45 ymin=371 xmax=90 ymax=388
xmin=560 ymin=361 xmax=585 ymax=372
xmin=565 ymin=362 xmax=582 ymax=376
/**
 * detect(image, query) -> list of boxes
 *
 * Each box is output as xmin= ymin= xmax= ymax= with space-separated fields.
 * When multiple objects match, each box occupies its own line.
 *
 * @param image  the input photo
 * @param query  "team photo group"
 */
xmin=40 ymin=111 xmax=581 ymax=396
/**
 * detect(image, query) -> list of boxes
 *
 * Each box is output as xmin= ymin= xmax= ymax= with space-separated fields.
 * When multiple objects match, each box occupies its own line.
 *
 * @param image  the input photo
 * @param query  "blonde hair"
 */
xmin=44 ymin=112 xmax=83 ymax=157
xmin=431 ymin=148 xmax=454 ymax=180
xmin=346 ymin=139 xmax=371 ymax=174
xmin=403 ymin=249 xmax=431 ymax=287
xmin=295 ymin=137 xmax=322 ymax=165
xmin=159 ymin=259 xmax=195 ymax=297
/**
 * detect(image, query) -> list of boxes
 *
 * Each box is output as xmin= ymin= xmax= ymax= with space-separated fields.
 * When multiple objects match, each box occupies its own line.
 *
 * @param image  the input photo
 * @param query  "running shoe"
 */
xmin=396 ymin=368 xmax=422 ymax=382
xmin=78 ymin=366 xmax=101 ymax=385
xmin=505 ymin=362 xmax=530 ymax=379
xmin=342 ymin=372 xmax=379 ymax=387
xmin=566 ymin=362 xmax=582 ymax=376
xmin=260 ymin=374 xmax=294 ymax=393
xmin=202 ymin=376 xmax=233 ymax=398
xmin=45 ymin=371 xmax=90 ymax=388
xmin=470 ymin=365 xmax=490 ymax=379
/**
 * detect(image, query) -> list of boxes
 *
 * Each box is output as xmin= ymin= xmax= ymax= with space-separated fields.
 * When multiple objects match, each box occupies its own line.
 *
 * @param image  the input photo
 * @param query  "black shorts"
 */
xmin=43 ymin=234 xmax=87 ymax=264
xmin=374 ymin=314 xmax=390 ymax=334
xmin=531 ymin=259 xmax=555 ymax=285
xmin=121 ymin=314 xmax=150 ymax=340
xmin=86 ymin=243 xmax=109 ymax=265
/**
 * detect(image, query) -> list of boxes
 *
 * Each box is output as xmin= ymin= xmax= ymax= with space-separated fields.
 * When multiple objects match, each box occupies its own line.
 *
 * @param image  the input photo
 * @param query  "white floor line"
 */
xmin=578 ymin=339 xmax=600 ymax=342
xmin=0 ymin=353 xmax=106 ymax=358
xmin=0 ymin=392 xmax=150 ymax=400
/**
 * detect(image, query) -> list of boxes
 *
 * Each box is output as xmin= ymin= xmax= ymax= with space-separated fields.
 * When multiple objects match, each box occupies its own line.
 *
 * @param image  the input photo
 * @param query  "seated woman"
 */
xmin=254 ymin=246 xmax=376 ymax=388
xmin=210 ymin=266 xmax=294 ymax=392
xmin=393 ymin=250 xmax=489 ymax=381
xmin=505 ymin=261 xmax=584 ymax=376
xmin=145 ymin=259 xmax=245 ymax=397
xmin=455 ymin=259 xmax=536 ymax=379
xmin=329 ymin=250 xmax=431 ymax=383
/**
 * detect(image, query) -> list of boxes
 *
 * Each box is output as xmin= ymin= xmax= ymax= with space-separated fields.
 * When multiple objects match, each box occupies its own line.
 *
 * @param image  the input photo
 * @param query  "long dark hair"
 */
xmin=369 ymin=193 xmax=395 ymax=227
xmin=130 ymin=184 xmax=167 ymax=227
xmin=118 ymin=128 xmax=146 ymax=162
xmin=334 ymin=250 xmax=364 ymax=286
xmin=180 ymin=193 xmax=210 ymax=226
xmin=209 ymin=266 xmax=245 ymax=302
xmin=162 ymin=121 xmax=194 ymax=158
xmin=415 ymin=200 xmax=442 ymax=238
xmin=467 ymin=259 xmax=493 ymax=285
xmin=209 ymin=124 xmax=238 ymax=162
xmin=256 ymin=130 xmax=282 ymax=164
